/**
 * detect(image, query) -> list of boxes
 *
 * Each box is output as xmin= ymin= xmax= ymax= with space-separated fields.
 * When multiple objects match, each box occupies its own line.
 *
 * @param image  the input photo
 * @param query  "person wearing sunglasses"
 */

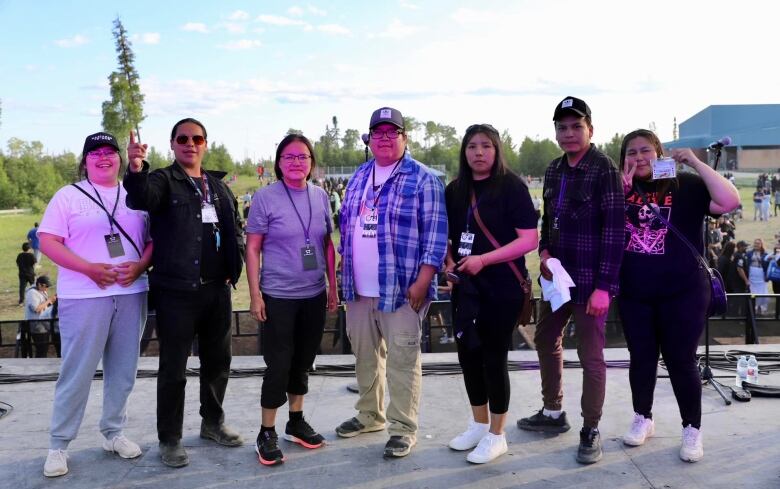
xmin=617 ymin=129 xmax=739 ymax=462
xmin=335 ymin=107 xmax=447 ymax=458
xmin=244 ymin=134 xmax=338 ymax=466
xmin=38 ymin=132 xmax=153 ymax=477
xmin=124 ymin=118 xmax=245 ymax=468
xmin=444 ymin=124 xmax=539 ymax=464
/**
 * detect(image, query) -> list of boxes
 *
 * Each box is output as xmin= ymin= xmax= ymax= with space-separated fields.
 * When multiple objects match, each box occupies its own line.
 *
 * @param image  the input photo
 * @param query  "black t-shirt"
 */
xmin=445 ymin=173 xmax=538 ymax=297
xmin=16 ymin=252 xmax=36 ymax=277
xmin=620 ymin=172 xmax=714 ymax=297
xmin=729 ymin=251 xmax=748 ymax=292
xmin=193 ymin=177 xmax=228 ymax=281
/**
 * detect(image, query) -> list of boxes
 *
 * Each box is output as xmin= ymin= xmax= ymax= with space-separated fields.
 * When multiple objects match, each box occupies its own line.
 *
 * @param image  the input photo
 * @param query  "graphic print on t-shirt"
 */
xmin=624 ymin=190 xmax=672 ymax=255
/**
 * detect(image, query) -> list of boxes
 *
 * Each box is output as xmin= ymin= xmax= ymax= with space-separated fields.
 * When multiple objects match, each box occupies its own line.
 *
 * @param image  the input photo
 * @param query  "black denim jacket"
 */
xmin=123 ymin=161 xmax=243 ymax=291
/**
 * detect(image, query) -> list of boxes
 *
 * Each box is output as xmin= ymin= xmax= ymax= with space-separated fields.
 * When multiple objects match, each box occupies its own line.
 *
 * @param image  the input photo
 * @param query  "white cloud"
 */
xmin=54 ymin=34 xmax=88 ymax=48
xmin=227 ymin=10 xmax=250 ymax=21
xmin=372 ymin=19 xmax=420 ymax=39
xmin=181 ymin=22 xmax=209 ymax=33
xmin=451 ymin=8 xmax=504 ymax=24
xmin=132 ymin=32 xmax=160 ymax=45
xmin=400 ymin=0 xmax=420 ymax=10
xmin=256 ymin=14 xmax=307 ymax=26
xmin=307 ymin=4 xmax=327 ymax=16
xmin=223 ymin=23 xmax=247 ymax=34
xmin=317 ymin=24 xmax=350 ymax=36
xmin=287 ymin=6 xmax=304 ymax=16
xmin=218 ymin=39 xmax=263 ymax=50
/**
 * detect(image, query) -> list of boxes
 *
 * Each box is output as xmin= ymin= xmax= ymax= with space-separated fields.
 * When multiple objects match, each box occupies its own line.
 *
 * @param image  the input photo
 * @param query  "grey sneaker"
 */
xmin=383 ymin=435 xmax=416 ymax=458
xmin=576 ymin=427 xmax=603 ymax=464
xmin=159 ymin=441 xmax=189 ymax=468
xmin=335 ymin=417 xmax=386 ymax=438
xmin=517 ymin=409 xmax=571 ymax=433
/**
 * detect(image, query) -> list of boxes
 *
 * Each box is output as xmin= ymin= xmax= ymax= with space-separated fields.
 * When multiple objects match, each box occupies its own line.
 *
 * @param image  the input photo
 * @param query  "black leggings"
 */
xmin=618 ymin=276 xmax=709 ymax=429
xmin=261 ymin=292 xmax=326 ymax=409
xmin=456 ymin=293 xmax=523 ymax=414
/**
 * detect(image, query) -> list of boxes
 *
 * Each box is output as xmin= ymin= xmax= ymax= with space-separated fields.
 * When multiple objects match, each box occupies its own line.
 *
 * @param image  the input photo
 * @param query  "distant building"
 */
xmin=664 ymin=104 xmax=780 ymax=171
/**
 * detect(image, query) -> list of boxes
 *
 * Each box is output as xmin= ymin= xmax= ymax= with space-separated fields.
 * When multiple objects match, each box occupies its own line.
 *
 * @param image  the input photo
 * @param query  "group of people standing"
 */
xmin=38 ymin=96 xmax=739 ymax=478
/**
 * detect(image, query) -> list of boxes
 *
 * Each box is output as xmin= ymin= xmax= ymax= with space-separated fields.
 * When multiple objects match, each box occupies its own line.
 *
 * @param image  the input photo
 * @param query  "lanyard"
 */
xmin=86 ymin=180 xmax=120 ymax=234
xmin=556 ymin=174 xmax=568 ymax=216
xmin=465 ymin=191 xmax=484 ymax=233
xmin=184 ymin=169 xmax=211 ymax=205
xmin=366 ymin=159 xmax=402 ymax=210
xmin=282 ymin=182 xmax=313 ymax=244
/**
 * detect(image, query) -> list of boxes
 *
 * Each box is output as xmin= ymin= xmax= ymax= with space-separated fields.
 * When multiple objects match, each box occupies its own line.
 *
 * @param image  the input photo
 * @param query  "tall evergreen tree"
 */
xmin=102 ymin=17 xmax=145 ymax=148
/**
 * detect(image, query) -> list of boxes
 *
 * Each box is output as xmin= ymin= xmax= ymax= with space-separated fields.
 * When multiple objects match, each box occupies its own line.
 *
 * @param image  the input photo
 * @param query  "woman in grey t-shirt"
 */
xmin=245 ymin=134 xmax=338 ymax=466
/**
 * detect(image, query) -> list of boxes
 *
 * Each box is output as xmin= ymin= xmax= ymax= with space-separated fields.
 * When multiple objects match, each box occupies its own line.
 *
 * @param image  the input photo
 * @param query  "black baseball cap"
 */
xmin=82 ymin=132 xmax=120 ymax=155
xmin=369 ymin=107 xmax=404 ymax=130
xmin=737 ymin=240 xmax=748 ymax=248
xmin=36 ymin=275 xmax=52 ymax=287
xmin=553 ymin=96 xmax=591 ymax=121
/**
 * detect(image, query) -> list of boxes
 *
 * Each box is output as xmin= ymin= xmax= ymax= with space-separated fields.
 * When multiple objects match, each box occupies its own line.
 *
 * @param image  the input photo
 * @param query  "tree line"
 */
xmin=0 ymin=17 xmax=626 ymax=210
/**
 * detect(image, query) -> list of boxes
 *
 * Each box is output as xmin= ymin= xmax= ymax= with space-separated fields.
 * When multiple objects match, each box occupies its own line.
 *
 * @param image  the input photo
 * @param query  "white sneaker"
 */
xmin=466 ymin=432 xmax=507 ymax=464
xmin=622 ymin=413 xmax=655 ymax=446
xmin=43 ymin=449 xmax=68 ymax=477
xmin=679 ymin=425 xmax=703 ymax=462
xmin=448 ymin=420 xmax=489 ymax=451
xmin=103 ymin=435 xmax=142 ymax=459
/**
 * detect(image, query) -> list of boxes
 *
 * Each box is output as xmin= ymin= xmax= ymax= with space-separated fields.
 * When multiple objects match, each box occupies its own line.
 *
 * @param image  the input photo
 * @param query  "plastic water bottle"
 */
xmin=736 ymin=355 xmax=748 ymax=387
xmin=747 ymin=355 xmax=759 ymax=384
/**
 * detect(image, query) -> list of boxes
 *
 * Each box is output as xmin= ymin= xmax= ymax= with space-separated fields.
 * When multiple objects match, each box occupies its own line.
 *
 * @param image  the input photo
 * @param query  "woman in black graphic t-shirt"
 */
xmin=617 ymin=129 xmax=739 ymax=463
xmin=443 ymin=124 xmax=539 ymax=464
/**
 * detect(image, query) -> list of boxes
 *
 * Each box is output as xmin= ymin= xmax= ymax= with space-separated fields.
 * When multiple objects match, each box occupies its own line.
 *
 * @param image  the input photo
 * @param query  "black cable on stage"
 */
xmin=0 ymin=359 xmax=631 ymax=384
xmin=0 ymin=400 xmax=13 ymax=419
xmin=0 ymin=351 xmax=777 ymax=384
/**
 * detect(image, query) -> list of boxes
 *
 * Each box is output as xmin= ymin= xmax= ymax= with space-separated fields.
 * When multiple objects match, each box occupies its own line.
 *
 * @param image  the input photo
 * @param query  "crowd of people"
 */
xmin=32 ymin=98 xmax=745 ymax=479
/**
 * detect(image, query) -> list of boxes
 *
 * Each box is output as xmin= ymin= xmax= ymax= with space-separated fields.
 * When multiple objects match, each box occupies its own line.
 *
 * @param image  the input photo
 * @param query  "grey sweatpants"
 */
xmin=49 ymin=292 xmax=147 ymax=449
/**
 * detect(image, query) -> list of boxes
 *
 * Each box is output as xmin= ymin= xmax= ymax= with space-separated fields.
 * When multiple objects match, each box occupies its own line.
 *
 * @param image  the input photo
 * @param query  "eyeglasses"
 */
xmin=281 ymin=154 xmax=312 ymax=163
xmin=87 ymin=149 xmax=119 ymax=158
xmin=370 ymin=129 xmax=404 ymax=140
xmin=174 ymin=135 xmax=206 ymax=146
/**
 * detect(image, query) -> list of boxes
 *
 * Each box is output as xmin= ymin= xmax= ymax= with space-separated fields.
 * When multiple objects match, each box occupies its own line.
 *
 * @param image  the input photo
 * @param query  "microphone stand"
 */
xmin=699 ymin=147 xmax=731 ymax=405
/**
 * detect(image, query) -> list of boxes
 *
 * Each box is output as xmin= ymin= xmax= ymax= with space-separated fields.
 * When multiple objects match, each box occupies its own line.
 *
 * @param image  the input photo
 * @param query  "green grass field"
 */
xmin=0 ymin=181 xmax=774 ymax=321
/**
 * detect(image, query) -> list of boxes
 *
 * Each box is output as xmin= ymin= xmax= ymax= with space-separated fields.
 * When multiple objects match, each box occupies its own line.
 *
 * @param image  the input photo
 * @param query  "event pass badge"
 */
xmin=301 ymin=244 xmax=318 ymax=270
xmin=201 ymin=203 xmax=219 ymax=223
xmin=105 ymin=233 xmax=125 ymax=258
xmin=458 ymin=232 xmax=475 ymax=257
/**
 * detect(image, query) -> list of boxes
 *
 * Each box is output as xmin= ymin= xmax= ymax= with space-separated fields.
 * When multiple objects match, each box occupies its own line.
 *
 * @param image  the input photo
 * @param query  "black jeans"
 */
xmin=455 ymin=293 xmax=523 ymax=414
xmin=618 ymin=277 xmax=709 ymax=429
xmin=261 ymin=292 xmax=326 ymax=409
xmin=19 ymin=274 xmax=33 ymax=304
xmin=155 ymin=282 xmax=233 ymax=443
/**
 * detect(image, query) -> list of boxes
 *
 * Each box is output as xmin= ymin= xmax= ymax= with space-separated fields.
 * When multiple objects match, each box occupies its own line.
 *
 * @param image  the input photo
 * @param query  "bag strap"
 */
xmin=470 ymin=190 xmax=529 ymax=290
xmin=70 ymin=183 xmax=143 ymax=259
xmin=634 ymin=185 xmax=708 ymax=270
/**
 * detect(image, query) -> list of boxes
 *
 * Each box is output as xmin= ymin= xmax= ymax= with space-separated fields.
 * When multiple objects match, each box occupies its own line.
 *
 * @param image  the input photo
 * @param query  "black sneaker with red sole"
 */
xmin=284 ymin=418 xmax=325 ymax=449
xmin=255 ymin=430 xmax=285 ymax=466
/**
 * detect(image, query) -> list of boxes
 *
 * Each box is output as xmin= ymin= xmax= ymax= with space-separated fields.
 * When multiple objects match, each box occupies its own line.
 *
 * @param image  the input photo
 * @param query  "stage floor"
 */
xmin=1 ymin=347 xmax=779 ymax=489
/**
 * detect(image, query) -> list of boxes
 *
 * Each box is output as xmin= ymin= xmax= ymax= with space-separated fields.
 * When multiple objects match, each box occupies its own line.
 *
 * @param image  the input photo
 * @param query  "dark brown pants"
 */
xmin=533 ymin=300 xmax=606 ymax=428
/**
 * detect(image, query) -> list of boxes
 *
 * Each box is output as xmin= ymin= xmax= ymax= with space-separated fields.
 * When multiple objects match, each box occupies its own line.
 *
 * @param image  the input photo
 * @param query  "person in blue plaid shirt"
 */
xmin=517 ymin=96 xmax=624 ymax=465
xmin=335 ymin=107 xmax=447 ymax=458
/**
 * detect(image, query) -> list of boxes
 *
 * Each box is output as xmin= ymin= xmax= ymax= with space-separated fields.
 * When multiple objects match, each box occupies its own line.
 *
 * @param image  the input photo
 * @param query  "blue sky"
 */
xmin=0 ymin=0 xmax=776 ymax=162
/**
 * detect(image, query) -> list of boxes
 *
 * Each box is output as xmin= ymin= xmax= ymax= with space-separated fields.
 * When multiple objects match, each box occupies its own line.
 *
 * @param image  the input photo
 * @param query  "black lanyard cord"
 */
xmin=282 ymin=182 xmax=313 ymax=243
xmin=86 ymin=179 xmax=120 ymax=233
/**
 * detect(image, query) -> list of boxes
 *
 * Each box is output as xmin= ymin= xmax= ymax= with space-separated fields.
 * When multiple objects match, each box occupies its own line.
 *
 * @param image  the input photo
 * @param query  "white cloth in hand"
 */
xmin=540 ymin=258 xmax=576 ymax=312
